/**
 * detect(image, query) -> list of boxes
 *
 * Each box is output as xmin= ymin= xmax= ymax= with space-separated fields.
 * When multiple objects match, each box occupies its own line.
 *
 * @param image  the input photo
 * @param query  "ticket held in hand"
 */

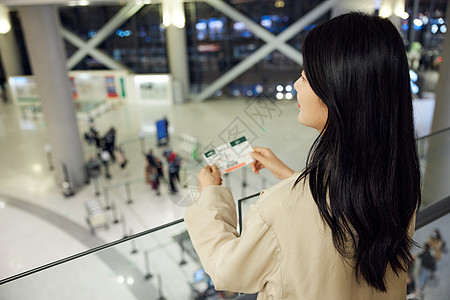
xmin=203 ymin=136 xmax=254 ymax=174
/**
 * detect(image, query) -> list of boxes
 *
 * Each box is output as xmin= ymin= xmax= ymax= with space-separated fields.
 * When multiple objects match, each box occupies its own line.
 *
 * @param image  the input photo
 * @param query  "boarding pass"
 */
xmin=203 ymin=136 xmax=254 ymax=174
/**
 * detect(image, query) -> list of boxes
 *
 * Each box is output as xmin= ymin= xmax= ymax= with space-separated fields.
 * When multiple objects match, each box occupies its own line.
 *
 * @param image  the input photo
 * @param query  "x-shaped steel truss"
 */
xmin=61 ymin=0 xmax=336 ymax=101
xmin=62 ymin=2 xmax=144 ymax=70
xmin=195 ymin=0 xmax=337 ymax=101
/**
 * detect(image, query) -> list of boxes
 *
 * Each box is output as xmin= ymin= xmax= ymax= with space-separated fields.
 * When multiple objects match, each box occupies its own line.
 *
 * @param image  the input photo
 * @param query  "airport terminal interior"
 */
xmin=0 ymin=0 xmax=449 ymax=299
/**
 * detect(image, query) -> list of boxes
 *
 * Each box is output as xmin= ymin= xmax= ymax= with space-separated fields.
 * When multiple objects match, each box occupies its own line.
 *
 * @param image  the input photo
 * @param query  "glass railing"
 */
xmin=0 ymin=217 xmax=247 ymax=299
xmin=417 ymin=127 xmax=450 ymax=209
xmin=234 ymin=127 xmax=450 ymax=227
xmin=88 ymin=126 xmax=450 ymax=224
xmin=1 ymin=128 xmax=448 ymax=299
xmin=0 ymin=193 xmax=447 ymax=299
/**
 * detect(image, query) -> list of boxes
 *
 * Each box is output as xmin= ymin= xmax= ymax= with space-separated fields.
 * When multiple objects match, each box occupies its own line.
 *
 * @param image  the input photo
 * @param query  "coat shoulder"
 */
xmin=254 ymin=173 xmax=308 ymax=225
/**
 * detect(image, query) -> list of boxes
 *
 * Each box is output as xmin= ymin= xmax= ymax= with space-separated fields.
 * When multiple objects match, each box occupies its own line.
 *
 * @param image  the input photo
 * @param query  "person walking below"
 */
xmin=427 ymin=229 xmax=446 ymax=263
xmin=417 ymin=243 xmax=436 ymax=295
xmin=104 ymin=127 xmax=116 ymax=162
xmin=100 ymin=148 xmax=111 ymax=179
xmin=167 ymin=151 xmax=180 ymax=194
xmin=154 ymin=157 xmax=165 ymax=183
xmin=150 ymin=166 xmax=161 ymax=196
xmin=146 ymin=149 xmax=156 ymax=168
xmin=115 ymin=145 xmax=128 ymax=176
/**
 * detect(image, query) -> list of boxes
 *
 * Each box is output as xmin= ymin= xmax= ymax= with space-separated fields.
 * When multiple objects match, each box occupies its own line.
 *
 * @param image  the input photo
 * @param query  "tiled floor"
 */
xmin=0 ymin=98 xmax=314 ymax=299
xmin=0 ymin=97 xmax=448 ymax=299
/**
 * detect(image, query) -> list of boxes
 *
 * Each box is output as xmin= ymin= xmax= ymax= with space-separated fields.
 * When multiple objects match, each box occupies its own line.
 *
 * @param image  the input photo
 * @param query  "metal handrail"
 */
xmin=416 ymin=126 xmax=450 ymax=141
xmin=238 ymin=192 xmax=260 ymax=234
xmin=0 ymin=218 xmax=184 ymax=285
xmin=416 ymin=195 xmax=450 ymax=229
xmin=1 ymin=190 xmax=447 ymax=286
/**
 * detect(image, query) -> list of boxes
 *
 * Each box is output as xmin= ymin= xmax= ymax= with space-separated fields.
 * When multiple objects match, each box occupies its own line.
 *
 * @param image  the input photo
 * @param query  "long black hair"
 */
xmin=295 ymin=12 xmax=421 ymax=292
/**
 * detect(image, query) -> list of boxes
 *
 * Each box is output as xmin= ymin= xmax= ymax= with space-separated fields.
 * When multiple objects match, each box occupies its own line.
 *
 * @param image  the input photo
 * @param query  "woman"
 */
xmin=185 ymin=12 xmax=421 ymax=299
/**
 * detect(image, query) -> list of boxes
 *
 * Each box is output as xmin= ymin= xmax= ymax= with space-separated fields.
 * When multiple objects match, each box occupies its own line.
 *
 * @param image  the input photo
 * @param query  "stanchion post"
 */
xmin=130 ymin=229 xmax=138 ymax=254
xmin=125 ymin=182 xmax=133 ymax=204
xmin=157 ymin=274 xmax=167 ymax=300
xmin=179 ymin=243 xmax=187 ymax=266
xmin=182 ymin=169 xmax=188 ymax=188
xmin=241 ymin=167 xmax=247 ymax=198
xmin=103 ymin=187 xmax=110 ymax=210
xmin=44 ymin=144 xmax=54 ymax=171
xmin=144 ymin=250 xmax=153 ymax=280
xmin=121 ymin=214 xmax=128 ymax=238
xmin=93 ymin=177 xmax=101 ymax=196
xmin=139 ymin=132 xmax=146 ymax=154
xmin=112 ymin=197 xmax=119 ymax=224
xmin=224 ymin=172 xmax=230 ymax=187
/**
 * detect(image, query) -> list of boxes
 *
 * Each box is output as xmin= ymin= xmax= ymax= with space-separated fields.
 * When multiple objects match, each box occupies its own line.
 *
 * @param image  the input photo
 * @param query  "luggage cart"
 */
xmin=85 ymin=199 xmax=108 ymax=234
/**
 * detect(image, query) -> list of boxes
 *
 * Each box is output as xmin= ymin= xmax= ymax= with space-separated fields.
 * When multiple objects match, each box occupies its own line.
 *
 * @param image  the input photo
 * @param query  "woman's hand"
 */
xmin=250 ymin=147 xmax=294 ymax=180
xmin=197 ymin=164 xmax=222 ymax=189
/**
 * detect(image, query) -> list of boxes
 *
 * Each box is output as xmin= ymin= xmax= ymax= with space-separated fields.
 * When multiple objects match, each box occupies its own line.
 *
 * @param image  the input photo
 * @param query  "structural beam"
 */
xmin=205 ymin=0 xmax=303 ymax=64
xmin=422 ymin=2 xmax=450 ymax=205
xmin=61 ymin=27 xmax=132 ymax=72
xmin=66 ymin=2 xmax=144 ymax=69
xmin=193 ymin=0 xmax=337 ymax=102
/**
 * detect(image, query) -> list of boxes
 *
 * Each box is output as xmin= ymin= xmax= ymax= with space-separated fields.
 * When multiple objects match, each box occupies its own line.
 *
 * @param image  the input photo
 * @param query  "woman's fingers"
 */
xmin=211 ymin=164 xmax=220 ymax=175
xmin=252 ymin=146 xmax=269 ymax=153
xmin=250 ymin=151 xmax=263 ymax=161
xmin=250 ymin=152 xmax=268 ymax=169
xmin=200 ymin=165 xmax=213 ymax=178
xmin=250 ymin=160 xmax=265 ymax=175
xmin=198 ymin=165 xmax=222 ymax=188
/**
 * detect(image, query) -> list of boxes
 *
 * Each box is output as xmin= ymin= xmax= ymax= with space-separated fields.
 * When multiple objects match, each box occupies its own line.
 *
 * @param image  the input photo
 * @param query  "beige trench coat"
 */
xmin=185 ymin=173 xmax=412 ymax=299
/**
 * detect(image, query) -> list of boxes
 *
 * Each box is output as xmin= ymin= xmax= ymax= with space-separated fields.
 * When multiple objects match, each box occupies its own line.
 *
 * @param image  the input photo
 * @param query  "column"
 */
xmin=163 ymin=0 xmax=190 ymax=102
xmin=0 ymin=5 xmax=24 ymax=102
xmin=421 ymin=2 xmax=450 ymax=205
xmin=19 ymin=5 xmax=86 ymax=189
xmin=379 ymin=0 xmax=407 ymax=29
xmin=332 ymin=0 xmax=408 ymax=30
xmin=332 ymin=0 xmax=375 ymax=17
xmin=0 ymin=6 xmax=24 ymax=77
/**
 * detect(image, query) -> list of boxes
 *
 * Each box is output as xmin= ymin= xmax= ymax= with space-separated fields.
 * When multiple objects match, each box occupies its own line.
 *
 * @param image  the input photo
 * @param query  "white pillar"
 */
xmin=332 ymin=0 xmax=376 ymax=17
xmin=379 ymin=0 xmax=406 ymax=29
xmin=163 ymin=0 xmax=190 ymax=102
xmin=333 ymin=0 xmax=407 ymax=34
xmin=19 ymin=5 xmax=86 ymax=189
xmin=0 ymin=6 xmax=24 ymax=77
xmin=194 ymin=0 xmax=336 ymax=102
xmin=430 ymin=1 xmax=450 ymax=132
xmin=421 ymin=2 xmax=450 ymax=205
